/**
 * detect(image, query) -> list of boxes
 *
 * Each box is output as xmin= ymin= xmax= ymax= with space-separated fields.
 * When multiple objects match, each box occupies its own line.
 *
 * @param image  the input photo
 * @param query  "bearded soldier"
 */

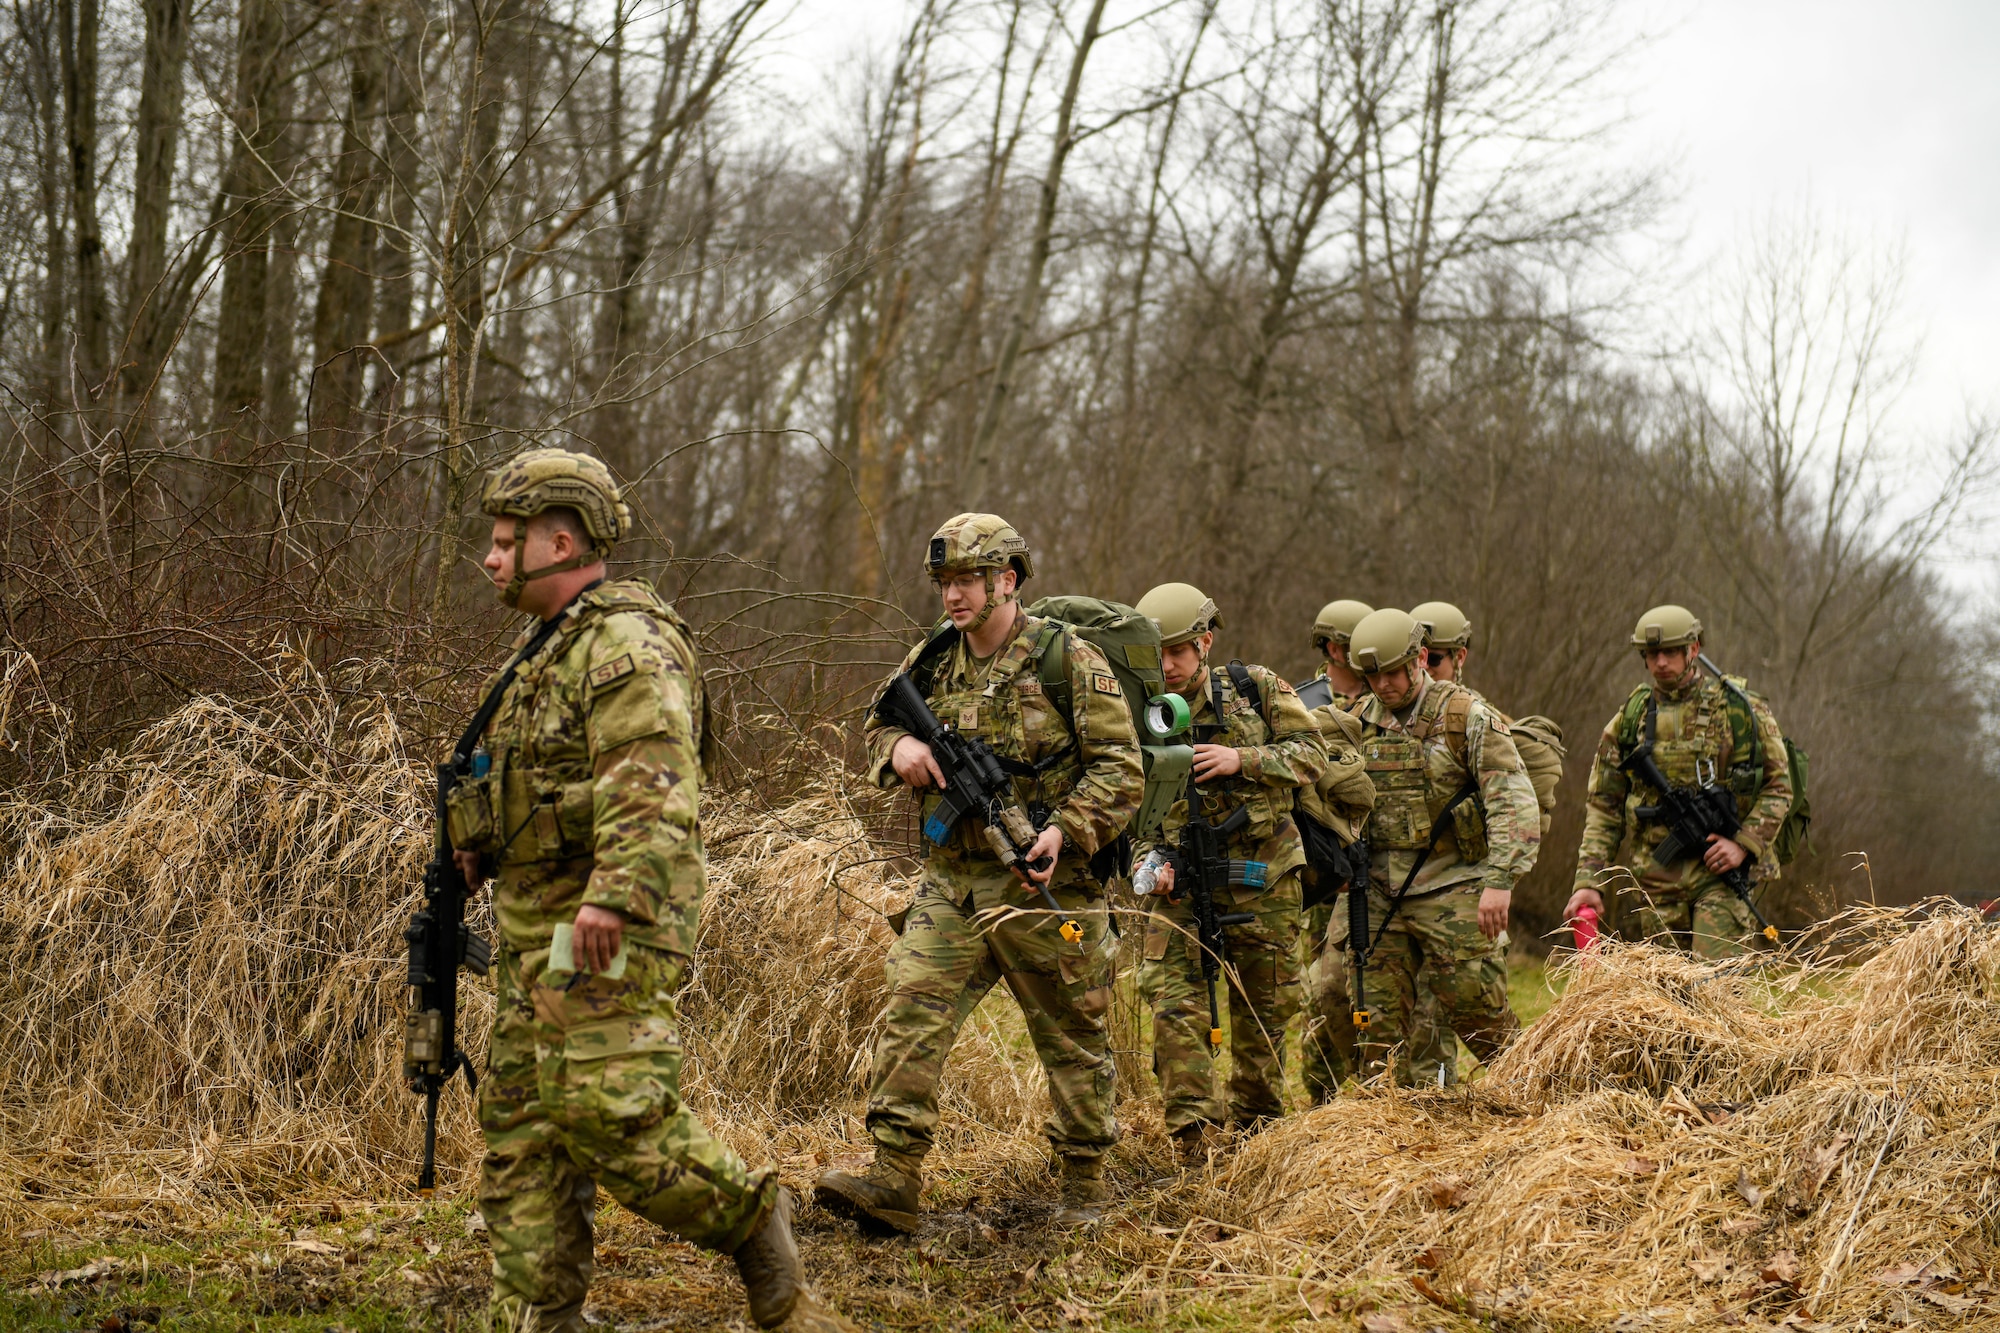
xmin=815 ymin=516 xmax=1143 ymax=1231
xmin=1130 ymin=584 xmax=1326 ymax=1160
xmin=1565 ymin=606 xmax=1793 ymax=957
xmin=1334 ymin=609 xmax=1538 ymax=1080
xmin=448 ymin=450 xmax=838 ymax=1332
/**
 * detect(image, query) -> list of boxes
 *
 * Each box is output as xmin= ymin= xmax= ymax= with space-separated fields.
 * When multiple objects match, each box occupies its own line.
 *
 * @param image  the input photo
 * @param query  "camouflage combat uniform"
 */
xmin=858 ymin=615 xmax=1144 ymax=1176
xmin=448 ymin=579 xmax=776 ymax=1333
xmin=1576 ymin=672 xmax=1792 ymax=958
xmin=1330 ymin=677 xmax=1539 ymax=1079
xmin=1136 ymin=664 xmax=1326 ymax=1132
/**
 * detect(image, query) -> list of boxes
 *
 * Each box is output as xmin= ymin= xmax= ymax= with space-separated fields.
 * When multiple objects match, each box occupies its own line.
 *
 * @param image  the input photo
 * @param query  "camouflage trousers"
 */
xmin=1137 ymin=872 xmax=1301 ymax=1132
xmin=479 ymin=943 xmax=777 ymax=1333
xmin=1312 ymin=885 xmax=1516 ymax=1083
xmin=865 ymin=864 xmax=1117 ymax=1167
xmin=1299 ymin=900 xmax=1459 ymax=1099
xmin=1620 ymin=878 xmax=1764 ymax=959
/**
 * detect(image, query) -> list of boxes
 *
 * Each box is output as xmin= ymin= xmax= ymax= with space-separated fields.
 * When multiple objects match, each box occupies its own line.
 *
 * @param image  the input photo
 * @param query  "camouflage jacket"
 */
xmin=1349 ymin=676 xmax=1539 ymax=896
xmin=1575 ymin=672 xmax=1792 ymax=896
xmin=1298 ymin=669 xmax=1375 ymax=840
xmin=447 ymin=578 xmax=706 ymax=957
xmin=1136 ymin=662 xmax=1327 ymax=884
xmin=864 ymin=613 xmax=1143 ymax=890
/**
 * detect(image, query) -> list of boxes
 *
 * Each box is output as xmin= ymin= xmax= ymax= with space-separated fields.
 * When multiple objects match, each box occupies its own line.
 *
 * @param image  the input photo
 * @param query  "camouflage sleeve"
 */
xmin=1236 ymin=666 xmax=1328 ymax=789
xmin=1306 ymin=705 xmax=1376 ymax=833
xmin=581 ymin=614 xmax=704 ymax=947
xmin=1050 ymin=634 xmax=1144 ymax=857
xmin=1573 ymin=715 xmax=1631 ymax=888
xmin=862 ymin=638 xmax=929 ymax=789
xmin=1734 ymin=695 xmax=1793 ymax=864
xmin=1468 ymin=704 xmax=1540 ymax=892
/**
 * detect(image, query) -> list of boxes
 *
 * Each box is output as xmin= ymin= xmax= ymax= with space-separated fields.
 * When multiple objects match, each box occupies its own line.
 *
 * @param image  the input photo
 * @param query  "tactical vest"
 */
xmin=1358 ymin=683 xmax=1486 ymax=860
xmin=446 ymin=582 xmax=701 ymax=866
xmin=918 ymin=617 xmax=1088 ymax=856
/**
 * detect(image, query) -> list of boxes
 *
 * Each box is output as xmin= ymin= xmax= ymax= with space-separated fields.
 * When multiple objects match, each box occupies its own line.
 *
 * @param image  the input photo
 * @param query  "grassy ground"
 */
xmin=0 ymin=958 xmax=1564 ymax=1332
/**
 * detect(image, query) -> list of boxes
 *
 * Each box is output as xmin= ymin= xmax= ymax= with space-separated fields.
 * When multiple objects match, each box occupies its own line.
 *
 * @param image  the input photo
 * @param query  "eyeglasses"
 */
xmin=1425 ymin=650 xmax=1446 ymax=667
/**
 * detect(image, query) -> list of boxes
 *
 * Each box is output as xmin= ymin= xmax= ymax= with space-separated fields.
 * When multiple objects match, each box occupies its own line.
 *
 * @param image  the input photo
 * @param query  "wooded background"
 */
xmin=1 ymin=0 xmax=1993 ymax=943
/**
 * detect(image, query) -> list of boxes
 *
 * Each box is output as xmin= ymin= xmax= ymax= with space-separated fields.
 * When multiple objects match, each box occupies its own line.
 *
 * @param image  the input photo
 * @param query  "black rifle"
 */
xmin=404 ymin=610 xmax=567 ymax=1194
xmin=1161 ymin=725 xmax=1261 ymax=1049
xmin=875 ymin=672 xmax=1085 ymax=952
xmin=1343 ymin=835 xmax=1372 ymax=1034
xmin=1618 ymin=738 xmax=1780 ymax=944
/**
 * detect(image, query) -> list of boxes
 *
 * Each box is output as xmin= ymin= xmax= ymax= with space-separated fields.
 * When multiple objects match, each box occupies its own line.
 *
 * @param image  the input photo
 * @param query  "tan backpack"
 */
xmin=1502 ymin=713 xmax=1566 ymax=834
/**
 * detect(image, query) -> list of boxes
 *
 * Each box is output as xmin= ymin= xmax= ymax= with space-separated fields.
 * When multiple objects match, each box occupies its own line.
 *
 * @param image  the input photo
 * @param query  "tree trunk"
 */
xmin=310 ymin=0 xmax=385 ymax=451
xmin=119 ymin=0 xmax=189 ymax=407
xmin=959 ymin=0 xmax=1107 ymax=505
xmin=210 ymin=0 xmax=287 ymax=428
xmin=58 ymin=0 xmax=109 ymax=405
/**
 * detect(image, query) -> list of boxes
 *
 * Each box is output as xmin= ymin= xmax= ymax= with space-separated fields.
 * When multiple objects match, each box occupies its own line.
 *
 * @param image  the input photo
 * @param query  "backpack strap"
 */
xmin=1223 ymin=659 xmax=1267 ymax=723
xmin=1614 ymin=685 xmax=1651 ymax=753
xmin=1716 ymin=674 xmax=1763 ymax=777
xmin=1033 ymin=623 xmax=1075 ymax=728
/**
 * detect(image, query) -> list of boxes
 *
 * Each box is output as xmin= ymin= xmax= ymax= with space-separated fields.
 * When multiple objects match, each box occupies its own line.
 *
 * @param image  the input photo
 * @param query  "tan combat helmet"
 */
xmin=927 ymin=513 xmax=1033 ymax=631
xmin=1137 ymin=582 xmax=1221 ymax=648
xmin=480 ymin=448 xmax=632 ymax=606
xmin=1310 ymin=599 xmax=1373 ymax=653
xmin=1410 ymin=600 xmax=1472 ymax=651
xmin=1347 ymin=608 xmax=1426 ymax=675
xmin=1632 ymin=604 xmax=1702 ymax=651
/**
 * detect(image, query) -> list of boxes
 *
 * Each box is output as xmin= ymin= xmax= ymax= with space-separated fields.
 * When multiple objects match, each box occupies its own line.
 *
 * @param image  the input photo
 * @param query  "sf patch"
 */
xmin=1092 ymin=673 xmax=1120 ymax=696
xmin=588 ymin=653 xmax=637 ymax=689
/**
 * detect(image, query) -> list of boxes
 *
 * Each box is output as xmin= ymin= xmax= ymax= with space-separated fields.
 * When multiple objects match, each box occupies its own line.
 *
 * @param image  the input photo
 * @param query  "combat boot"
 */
xmin=1172 ymin=1120 xmax=1223 ymax=1170
xmin=732 ymin=1185 xmax=804 ymax=1328
xmin=1052 ymin=1156 xmax=1108 ymax=1229
xmin=813 ymin=1149 xmax=922 ymax=1235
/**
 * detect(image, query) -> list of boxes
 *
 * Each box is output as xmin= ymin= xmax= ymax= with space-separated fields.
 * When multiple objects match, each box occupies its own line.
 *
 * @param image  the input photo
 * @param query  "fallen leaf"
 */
xmin=1876 ymin=1261 xmax=1935 ymax=1287
xmin=1801 ymin=1134 xmax=1853 ymax=1199
xmin=286 ymin=1239 xmax=341 ymax=1257
xmin=1662 ymin=1086 xmax=1704 ymax=1124
xmin=1413 ymin=1246 xmax=1450 ymax=1271
xmin=1055 ymin=1297 xmax=1099 ymax=1325
xmin=1918 ymin=1289 xmax=1982 ymax=1314
xmin=1691 ymin=1255 xmax=1733 ymax=1283
xmin=351 ymin=1226 xmax=379 ymax=1249
xmin=1410 ymin=1274 xmax=1454 ymax=1310
xmin=1761 ymin=1250 xmax=1799 ymax=1285
xmin=97 ymin=1316 xmax=130 ymax=1333
xmin=1426 ymin=1177 xmax=1467 ymax=1209
xmin=1721 ymin=1217 xmax=1765 ymax=1236
xmin=464 ymin=1212 xmax=488 ymax=1234
xmin=1360 ymin=1314 xmax=1412 ymax=1333
xmin=1703 ymin=1103 xmax=1739 ymax=1125
xmin=1622 ymin=1156 xmax=1660 ymax=1177
xmin=1736 ymin=1167 xmax=1764 ymax=1209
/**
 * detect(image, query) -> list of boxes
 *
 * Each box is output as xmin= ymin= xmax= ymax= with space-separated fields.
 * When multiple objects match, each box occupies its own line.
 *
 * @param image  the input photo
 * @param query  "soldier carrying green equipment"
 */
xmin=1567 ymin=605 xmax=1805 ymax=959
xmin=816 ymin=515 xmax=1143 ymax=1233
xmin=1128 ymin=583 xmax=1326 ymax=1164
xmin=443 ymin=449 xmax=850 ymax=1332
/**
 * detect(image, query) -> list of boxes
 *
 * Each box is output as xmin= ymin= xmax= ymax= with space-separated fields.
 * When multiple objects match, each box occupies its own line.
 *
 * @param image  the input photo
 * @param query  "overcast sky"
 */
xmin=768 ymin=0 xmax=1999 ymax=576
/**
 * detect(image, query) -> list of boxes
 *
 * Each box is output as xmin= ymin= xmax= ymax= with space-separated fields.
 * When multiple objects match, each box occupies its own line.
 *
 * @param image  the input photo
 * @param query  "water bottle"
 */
xmin=1132 ymin=850 xmax=1168 ymax=895
xmin=471 ymin=747 xmax=491 ymax=778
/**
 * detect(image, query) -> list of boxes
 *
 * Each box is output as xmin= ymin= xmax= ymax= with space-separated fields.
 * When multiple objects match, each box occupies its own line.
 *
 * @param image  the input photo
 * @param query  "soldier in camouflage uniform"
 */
xmin=1130 ymin=584 xmax=1326 ymax=1159
xmin=1330 ymin=609 xmax=1539 ymax=1081
xmin=447 ymin=450 xmax=838 ymax=1331
xmin=1296 ymin=600 xmax=1376 ymax=1103
xmin=815 ymin=515 xmax=1143 ymax=1231
xmin=1566 ymin=605 xmax=1793 ymax=958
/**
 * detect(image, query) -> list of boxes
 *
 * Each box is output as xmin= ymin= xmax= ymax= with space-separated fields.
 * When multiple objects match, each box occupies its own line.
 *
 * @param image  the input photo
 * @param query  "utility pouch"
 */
xmin=445 ymin=770 xmax=502 ymax=853
xmin=501 ymin=770 xmax=597 ymax=863
xmin=1450 ymin=795 xmax=1489 ymax=864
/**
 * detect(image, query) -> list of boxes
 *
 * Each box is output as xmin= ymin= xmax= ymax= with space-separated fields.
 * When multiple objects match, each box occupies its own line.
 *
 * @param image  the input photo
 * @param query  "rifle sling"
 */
xmin=1359 ymin=781 xmax=1479 ymax=965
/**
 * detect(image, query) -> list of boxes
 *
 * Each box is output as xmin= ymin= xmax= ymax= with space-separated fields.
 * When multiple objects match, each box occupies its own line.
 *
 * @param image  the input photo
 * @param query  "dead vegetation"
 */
xmin=3 ymin=675 xmax=1999 ymax=1329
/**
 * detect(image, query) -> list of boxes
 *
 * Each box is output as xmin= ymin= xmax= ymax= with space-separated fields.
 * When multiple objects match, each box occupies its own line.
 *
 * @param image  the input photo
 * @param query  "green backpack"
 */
xmin=1615 ymin=674 xmax=1811 ymax=865
xmin=1023 ymin=596 xmax=1190 ymax=854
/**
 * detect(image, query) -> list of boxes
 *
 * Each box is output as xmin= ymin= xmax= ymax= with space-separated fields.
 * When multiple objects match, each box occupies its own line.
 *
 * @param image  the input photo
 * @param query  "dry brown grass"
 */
xmin=4 ymin=673 xmax=2000 ymax=1328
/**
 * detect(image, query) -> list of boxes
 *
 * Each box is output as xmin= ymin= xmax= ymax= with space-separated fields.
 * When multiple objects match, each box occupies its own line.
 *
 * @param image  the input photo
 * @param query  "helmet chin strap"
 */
xmin=958 ymin=568 xmax=1018 ymax=634
xmin=498 ymin=540 xmax=600 ymax=608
